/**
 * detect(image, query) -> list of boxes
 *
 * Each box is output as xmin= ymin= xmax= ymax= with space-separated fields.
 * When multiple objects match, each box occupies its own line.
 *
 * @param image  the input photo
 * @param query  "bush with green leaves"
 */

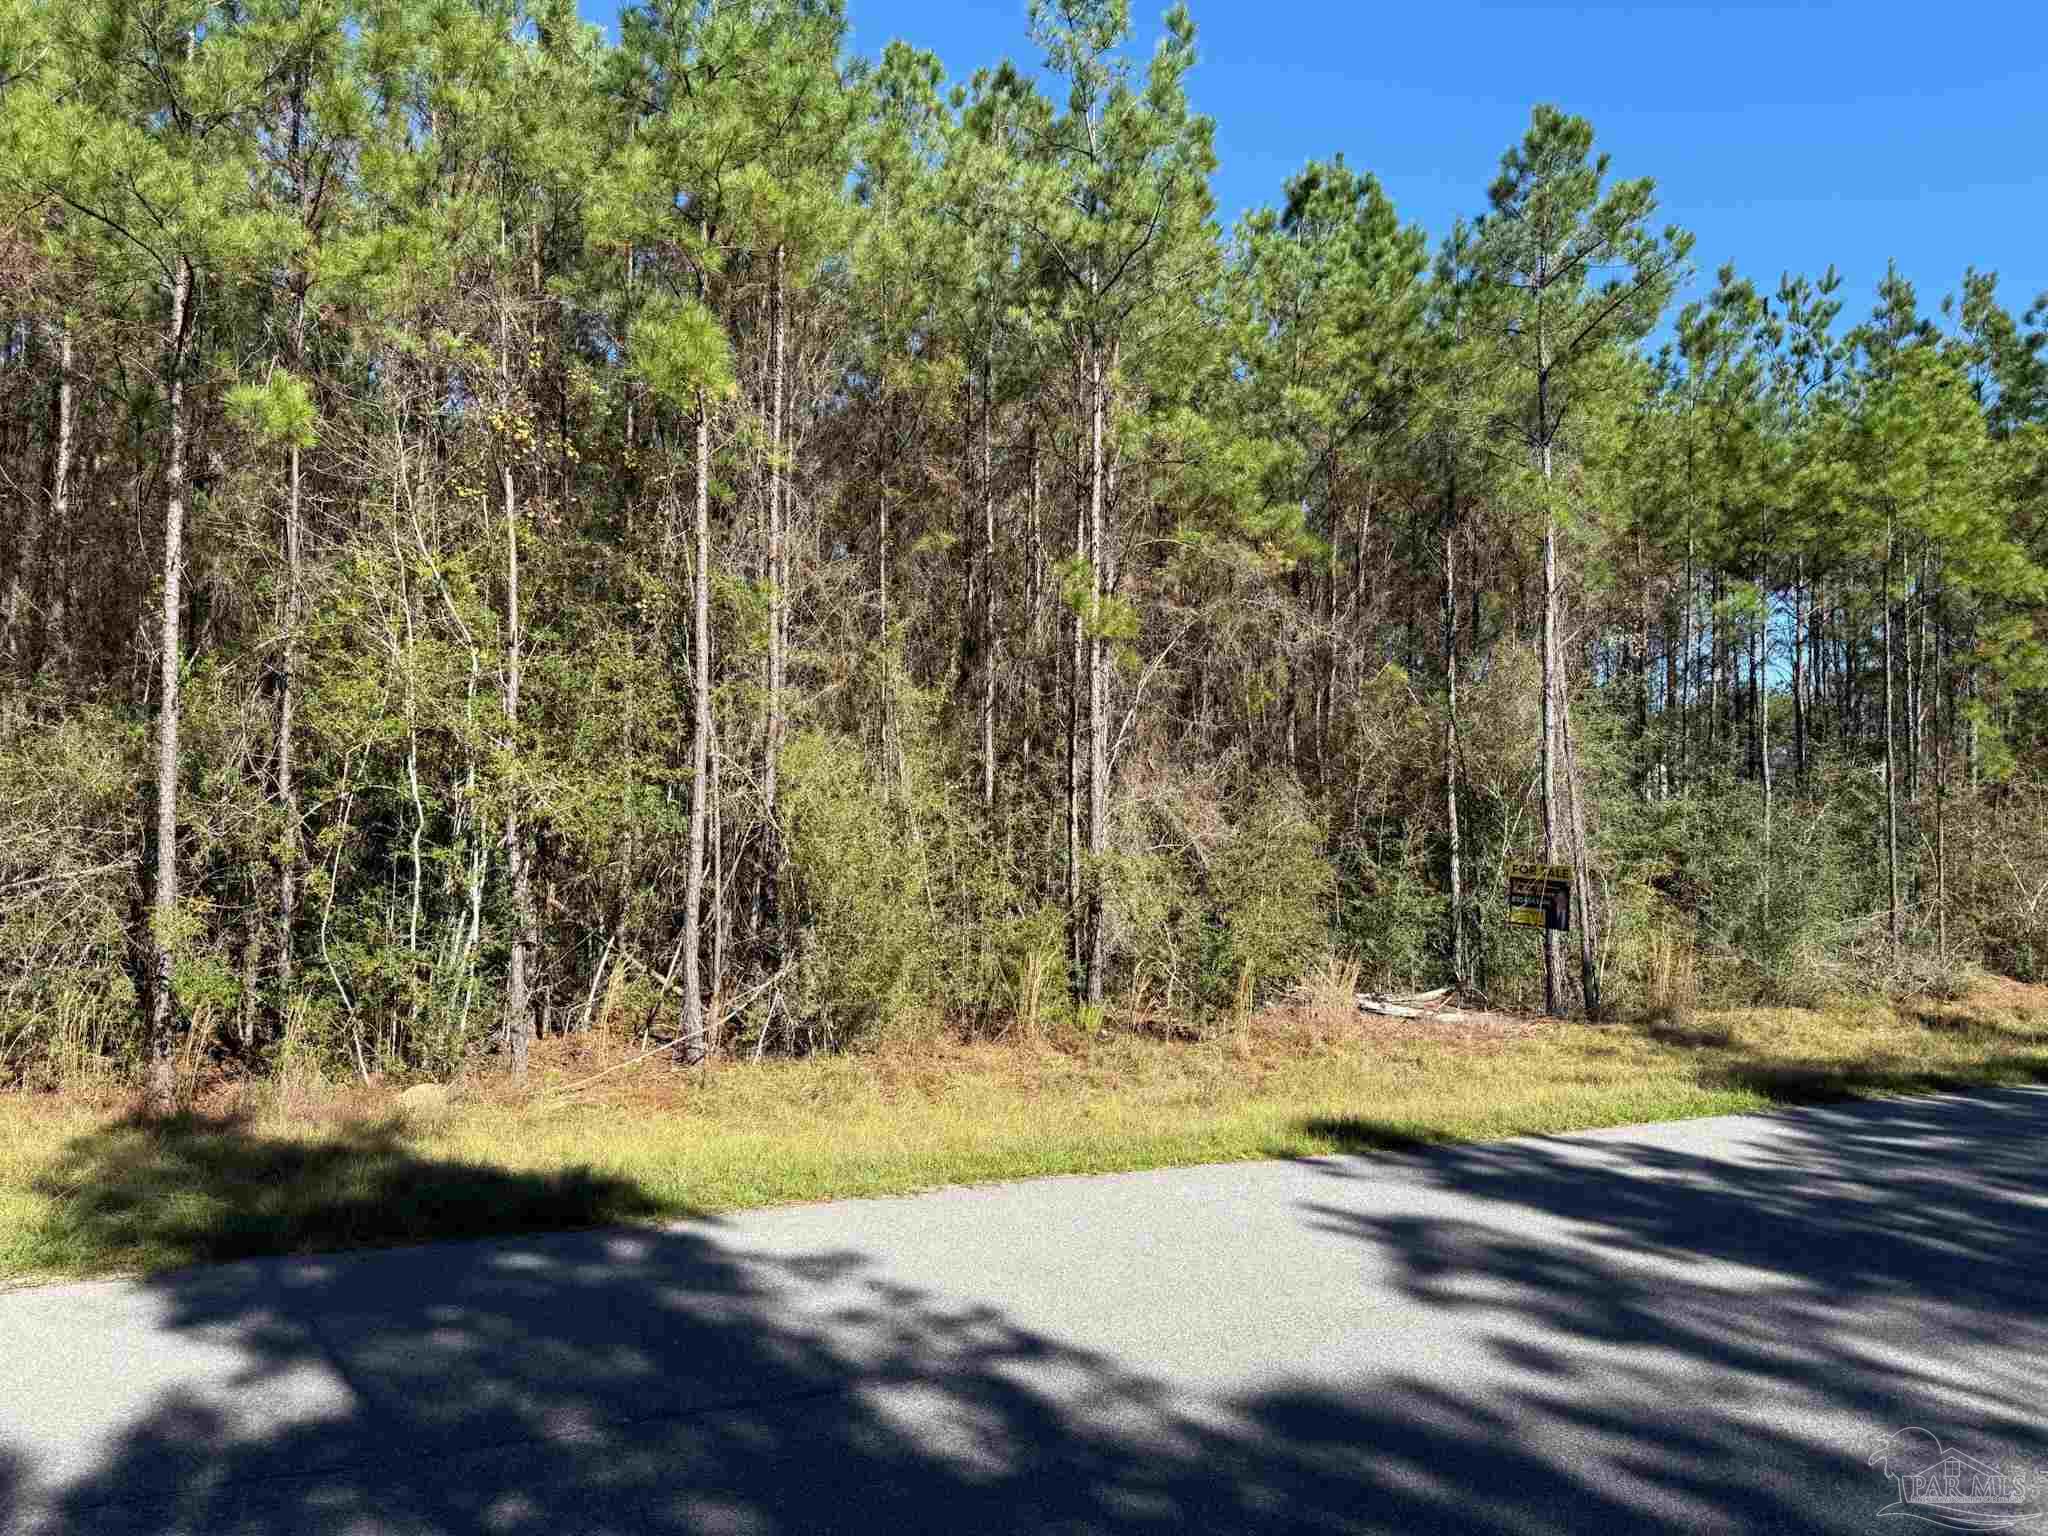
xmin=1205 ymin=788 xmax=1334 ymax=1007
xmin=1948 ymin=777 xmax=2048 ymax=982
xmin=1332 ymin=841 xmax=1443 ymax=997
xmin=0 ymin=708 xmax=141 ymax=1082
xmin=780 ymin=729 xmax=939 ymax=1047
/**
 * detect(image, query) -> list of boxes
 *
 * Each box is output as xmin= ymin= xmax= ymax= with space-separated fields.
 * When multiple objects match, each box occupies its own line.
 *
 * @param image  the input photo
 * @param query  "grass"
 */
xmin=3 ymin=978 xmax=2047 ymax=1286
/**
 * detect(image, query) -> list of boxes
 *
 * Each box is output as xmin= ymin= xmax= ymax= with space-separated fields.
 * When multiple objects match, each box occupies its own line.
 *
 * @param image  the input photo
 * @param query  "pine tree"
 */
xmin=1020 ymin=0 xmax=1217 ymax=1005
xmin=1471 ymin=105 xmax=1690 ymax=1017
xmin=14 ymin=0 xmax=298 ymax=1107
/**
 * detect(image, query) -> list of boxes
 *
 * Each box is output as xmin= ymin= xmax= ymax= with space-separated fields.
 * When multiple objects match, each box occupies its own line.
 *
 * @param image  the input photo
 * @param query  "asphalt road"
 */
xmin=5 ymin=1089 xmax=2047 ymax=1535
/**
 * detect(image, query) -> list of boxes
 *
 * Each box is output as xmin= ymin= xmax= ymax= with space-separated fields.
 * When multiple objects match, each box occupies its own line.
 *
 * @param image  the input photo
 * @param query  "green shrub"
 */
xmin=1206 ymin=788 xmax=1334 ymax=1007
xmin=780 ymin=729 xmax=938 ymax=1045
xmin=1333 ymin=851 xmax=1442 ymax=996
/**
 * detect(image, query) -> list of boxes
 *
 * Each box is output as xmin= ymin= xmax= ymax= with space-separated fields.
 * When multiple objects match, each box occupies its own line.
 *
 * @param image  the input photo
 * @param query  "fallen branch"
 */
xmin=1356 ymin=988 xmax=1463 ymax=1022
xmin=1385 ymin=985 xmax=1453 ymax=1005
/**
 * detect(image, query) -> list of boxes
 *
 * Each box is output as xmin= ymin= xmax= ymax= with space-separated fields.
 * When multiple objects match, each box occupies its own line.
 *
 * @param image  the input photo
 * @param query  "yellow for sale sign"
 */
xmin=1506 ymin=863 xmax=1572 ymax=932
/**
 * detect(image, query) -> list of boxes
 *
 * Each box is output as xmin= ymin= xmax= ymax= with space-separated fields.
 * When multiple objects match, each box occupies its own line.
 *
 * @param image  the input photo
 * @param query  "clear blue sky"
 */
xmin=578 ymin=0 xmax=2048 ymax=338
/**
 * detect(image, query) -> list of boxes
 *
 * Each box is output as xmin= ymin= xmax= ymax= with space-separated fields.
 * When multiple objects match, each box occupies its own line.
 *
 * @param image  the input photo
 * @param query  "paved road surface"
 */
xmin=5 ymin=1090 xmax=2047 ymax=1534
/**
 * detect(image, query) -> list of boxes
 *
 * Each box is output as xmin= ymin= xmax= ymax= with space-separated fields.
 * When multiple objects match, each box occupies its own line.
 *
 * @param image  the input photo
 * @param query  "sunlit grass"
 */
xmin=3 ymin=980 xmax=2045 ymax=1285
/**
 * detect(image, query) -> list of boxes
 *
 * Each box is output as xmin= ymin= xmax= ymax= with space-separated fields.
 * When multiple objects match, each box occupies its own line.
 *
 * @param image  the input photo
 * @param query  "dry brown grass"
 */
xmin=1642 ymin=923 xmax=1702 ymax=1029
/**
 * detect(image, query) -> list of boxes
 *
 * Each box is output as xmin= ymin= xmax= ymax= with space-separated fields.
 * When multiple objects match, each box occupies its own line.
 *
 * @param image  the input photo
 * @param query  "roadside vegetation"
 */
xmin=6 ymin=977 xmax=2045 ymax=1285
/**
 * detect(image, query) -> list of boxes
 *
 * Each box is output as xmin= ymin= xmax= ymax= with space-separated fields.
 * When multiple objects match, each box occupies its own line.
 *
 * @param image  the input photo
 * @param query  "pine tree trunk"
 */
xmin=38 ymin=318 xmax=75 ymax=688
xmin=1825 ymin=602 xmax=1838 ymax=741
xmin=1321 ymin=446 xmax=1340 ymax=783
xmin=761 ymin=242 xmax=787 ymax=959
xmin=980 ymin=349 xmax=996 ymax=813
xmin=275 ymin=431 xmax=302 ymax=1008
xmin=274 ymin=85 xmax=314 ymax=1014
xmin=1353 ymin=477 xmax=1369 ymax=634
xmin=1027 ymin=427 xmax=1044 ymax=799
xmin=1845 ymin=627 xmax=1858 ymax=747
xmin=1662 ymin=592 xmax=1678 ymax=798
xmin=1791 ymin=555 xmax=1806 ymax=785
xmin=1904 ymin=549 xmax=1919 ymax=805
xmin=1883 ymin=517 xmax=1900 ymax=953
xmin=1085 ymin=343 xmax=1109 ymax=1009
xmin=711 ymin=708 xmax=727 ymax=1025
xmin=1678 ymin=533 xmax=1693 ymax=785
xmin=1561 ymin=691 xmax=1600 ymax=1017
xmin=623 ymin=241 xmax=635 ymax=475
xmin=502 ymin=461 xmax=533 ymax=1075
xmin=1708 ymin=568 xmax=1722 ymax=761
xmin=1537 ymin=333 xmax=1562 ymax=1017
xmin=142 ymin=257 xmax=195 ymax=1116
xmin=1957 ymin=663 xmax=1974 ymax=786
xmin=1442 ymin=468 xmax=1464 ymax=987
xmin=1027 ymin=426 xmax=1043 ymax=658
xmin=1066 ymin=386 xmax=1083 ymax=996
xmin=1913 ymin=546 xmax=1930 ymax=805
xmin=1541 ymin=498 xmax=1562 ymax=1016
xmin=2 ymin=327 xmax=35 ymax=687
xmin=1746 ymin=593 xmax=1760 ymax=781
xmin=1757 ymin=591 xmax=1772 ymax=947
xmin=1634 ymin=533 xmax=1651 ymax=762
xmin=1065 ymin=589 xmax=1081 ymax=994
xmin=1935 ymin=590 xmax=1949 ymax=960
xmin=682 ymin=395 xmax=711 ymax=1066
xmin=879 ymin=473 xmax=897 ymax=801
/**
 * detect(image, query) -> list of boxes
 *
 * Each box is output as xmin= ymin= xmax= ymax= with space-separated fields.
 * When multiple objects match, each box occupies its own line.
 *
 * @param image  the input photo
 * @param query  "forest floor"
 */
xmin=3 ymin=977 xmax=2046 ymax=1286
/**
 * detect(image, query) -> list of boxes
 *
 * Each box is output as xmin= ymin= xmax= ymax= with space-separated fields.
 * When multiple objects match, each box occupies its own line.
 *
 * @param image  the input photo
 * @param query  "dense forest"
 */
xmin=3 ymin=0 xmax=2046 ymax=1111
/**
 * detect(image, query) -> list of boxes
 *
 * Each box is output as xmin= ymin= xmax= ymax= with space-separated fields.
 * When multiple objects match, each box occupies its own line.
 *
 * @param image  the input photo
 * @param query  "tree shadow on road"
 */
xmin=1295 ymin=1089 xmax=2048 ymax=1529
xmin=1 ymin=1092 xmax=2044 ymax=1533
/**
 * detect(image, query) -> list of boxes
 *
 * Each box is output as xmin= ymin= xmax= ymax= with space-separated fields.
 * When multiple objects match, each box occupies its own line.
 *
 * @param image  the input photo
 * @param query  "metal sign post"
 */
xmin=1506 ymin=863 xmax=1572 ymax=932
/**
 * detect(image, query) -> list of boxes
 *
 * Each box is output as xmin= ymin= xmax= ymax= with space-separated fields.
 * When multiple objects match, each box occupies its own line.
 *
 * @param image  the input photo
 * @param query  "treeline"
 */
xmin=2 ymin=0 xmax=2046 ymax=1106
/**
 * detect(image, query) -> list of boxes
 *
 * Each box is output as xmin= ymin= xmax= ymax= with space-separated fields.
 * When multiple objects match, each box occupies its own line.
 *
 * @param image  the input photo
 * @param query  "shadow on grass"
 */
xmin=0 ymin=1091 xmax=2044 ymax=1532
xmin=1635 ymin=1018 xmax=1737 ymax=1049
xmin=19 ymin=1110 xmax=668 ymax=1276
xmin=1907 ymin=1006 xmax=2048 ymax=1043
xmin=1293 ymin=1115 xmax=1449 ymax=1155
xmin=1298 ymin=1049 xmax=2048 ymax=1163
xmin=1611 ymin=1001 xmax=2048 ymax=1109
xmin=1695 ymin=1051 xmax=2048 ymax=1106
